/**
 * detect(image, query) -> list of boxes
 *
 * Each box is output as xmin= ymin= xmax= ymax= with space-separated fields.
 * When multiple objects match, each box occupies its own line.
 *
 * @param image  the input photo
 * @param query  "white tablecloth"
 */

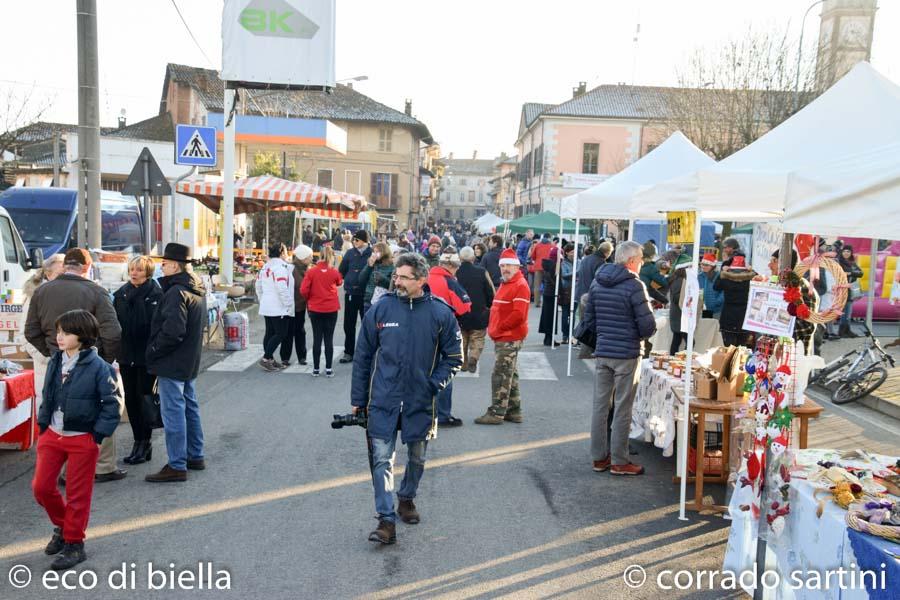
xmin=650 ymin=314 xmax=724 ymax=353
xmin=724 ymin=460 xmax=897 ymax=599
xmin=632 ymin=360 xmax=681 ymax=457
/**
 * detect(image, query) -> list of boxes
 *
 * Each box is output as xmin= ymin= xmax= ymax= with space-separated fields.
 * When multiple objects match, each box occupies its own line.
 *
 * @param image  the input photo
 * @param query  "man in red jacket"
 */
xmin=475 ymin=248 xmax=530 ymax=424
xmin=427 ymin=248 xmax=471 ymax=427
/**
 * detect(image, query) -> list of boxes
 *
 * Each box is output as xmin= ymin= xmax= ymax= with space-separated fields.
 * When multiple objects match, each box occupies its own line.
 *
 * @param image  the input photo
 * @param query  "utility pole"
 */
xmin=52 ymin=131 xmax=60 ymax=187
xmin=76 ymin=0 xmax=102 ymax=248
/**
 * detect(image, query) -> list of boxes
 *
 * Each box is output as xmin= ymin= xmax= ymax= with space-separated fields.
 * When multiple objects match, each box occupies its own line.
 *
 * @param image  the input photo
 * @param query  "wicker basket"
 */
xmin=846 ymin=510 xmax=900 ymax=541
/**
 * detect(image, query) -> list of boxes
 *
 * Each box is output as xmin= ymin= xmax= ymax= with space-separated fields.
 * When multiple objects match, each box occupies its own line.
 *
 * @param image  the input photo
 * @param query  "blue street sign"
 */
xmin=175 ymin=125 xmax=217 ymax=166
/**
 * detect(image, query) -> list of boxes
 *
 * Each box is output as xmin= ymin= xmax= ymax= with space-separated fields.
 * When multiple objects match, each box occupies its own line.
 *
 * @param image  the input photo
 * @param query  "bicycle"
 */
xmin=810 ymin=324 xmax=896 ymax=405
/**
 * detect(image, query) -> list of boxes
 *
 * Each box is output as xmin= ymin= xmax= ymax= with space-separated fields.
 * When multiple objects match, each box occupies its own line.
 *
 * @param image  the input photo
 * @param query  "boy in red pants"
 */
xmin=32 ymin=310 xmax=121 ymax=570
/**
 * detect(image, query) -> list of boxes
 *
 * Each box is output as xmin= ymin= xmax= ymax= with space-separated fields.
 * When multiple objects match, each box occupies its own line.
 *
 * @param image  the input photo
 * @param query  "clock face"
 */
xmin=840 ymin=16 xmax=870 ymax=46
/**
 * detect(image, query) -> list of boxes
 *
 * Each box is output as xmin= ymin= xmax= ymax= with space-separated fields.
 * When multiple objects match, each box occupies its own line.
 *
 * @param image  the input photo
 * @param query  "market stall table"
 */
xmin=671 ymin=386 xmax=823 ymax=514
xmin=724 ymin=449 xmax=899 ymax=599
xmin=0 ymin=370 xmax=37 ymax=451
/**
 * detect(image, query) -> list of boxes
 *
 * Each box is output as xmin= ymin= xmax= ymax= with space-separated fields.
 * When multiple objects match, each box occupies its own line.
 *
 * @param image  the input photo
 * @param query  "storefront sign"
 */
xmin=666 ymin=211 xmax=696 ymax=244
xmin=221 ymin=0 xmax=336 ymax=88
xmin=561 ymin=173 xmax=608 ymax=189
xmin=742 ymin=283 xmax=795 ymax=338
xmin=0 ymin=304 xmax=24 ymax=332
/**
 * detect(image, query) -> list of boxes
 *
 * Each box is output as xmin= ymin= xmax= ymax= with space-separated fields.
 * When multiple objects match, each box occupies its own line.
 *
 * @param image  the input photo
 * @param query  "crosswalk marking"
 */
xmin=516 ymin=352 xmax=558 ymax=381
xmin=207 ymin=344 xmax=265 ymax=371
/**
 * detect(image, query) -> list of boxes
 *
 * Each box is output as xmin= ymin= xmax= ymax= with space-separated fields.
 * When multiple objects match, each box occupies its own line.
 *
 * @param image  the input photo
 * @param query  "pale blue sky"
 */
xmin=3 ymin=0 xmax=898 ymax=158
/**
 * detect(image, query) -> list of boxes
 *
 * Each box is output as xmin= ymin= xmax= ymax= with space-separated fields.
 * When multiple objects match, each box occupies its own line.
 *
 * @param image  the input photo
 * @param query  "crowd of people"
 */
xmin=16 ymin=217 xmax=877 ymax=560
xmin=22 ymin=243 xmax=207 ymax=569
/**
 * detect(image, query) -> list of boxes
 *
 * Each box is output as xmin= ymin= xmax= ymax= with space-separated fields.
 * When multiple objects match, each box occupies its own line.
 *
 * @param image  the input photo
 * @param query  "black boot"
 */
xmin=51 ymin=542 xmax=86 ymax=570
xmin=129 ymin=440 xmax=151 ymax=465
xmin=45 ymin=527 xmax=64 ymax=555
xmin=123 ymin=441 xmax=141 ymax=464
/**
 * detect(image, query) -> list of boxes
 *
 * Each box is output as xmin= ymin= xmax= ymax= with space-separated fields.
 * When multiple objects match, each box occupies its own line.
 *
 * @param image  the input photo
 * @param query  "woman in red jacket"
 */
xmin=300 ymin=245 xmax=343 ymax=377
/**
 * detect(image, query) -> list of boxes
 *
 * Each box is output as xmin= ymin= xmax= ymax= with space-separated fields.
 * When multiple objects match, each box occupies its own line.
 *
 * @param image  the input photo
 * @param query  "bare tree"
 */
xmin=654 ymin=26 xmax=823 ymax=160
xmin=0 ymin=85 xmax=52 ymax=159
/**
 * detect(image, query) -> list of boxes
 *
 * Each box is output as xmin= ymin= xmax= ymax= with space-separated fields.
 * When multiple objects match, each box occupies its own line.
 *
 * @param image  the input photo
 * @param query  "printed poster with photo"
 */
xmin=742 ymin=283 xmax=795 ymax=337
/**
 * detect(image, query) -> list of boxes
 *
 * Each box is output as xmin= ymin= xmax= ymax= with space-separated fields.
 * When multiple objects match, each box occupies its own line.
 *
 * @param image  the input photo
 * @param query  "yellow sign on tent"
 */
xmin=667 ymin=211 xmax=696 ymax=244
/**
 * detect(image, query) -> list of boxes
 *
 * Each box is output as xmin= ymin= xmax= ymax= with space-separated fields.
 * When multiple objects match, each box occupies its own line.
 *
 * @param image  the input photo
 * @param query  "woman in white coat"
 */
xmin=257 ymin=242 xmax=295 ymax=372
xmin=19 ymin=253 xmax=65 ymax=408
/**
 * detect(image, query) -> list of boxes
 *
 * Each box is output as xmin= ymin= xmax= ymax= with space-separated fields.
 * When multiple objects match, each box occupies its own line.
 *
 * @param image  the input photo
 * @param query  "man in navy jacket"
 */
xmin=582 ymin=241 xmax=656 ymax=477
xmin=351 ymin=252 xmax=463 ymax=545
xmin=338 ymin=230 xmax=372 ymax=362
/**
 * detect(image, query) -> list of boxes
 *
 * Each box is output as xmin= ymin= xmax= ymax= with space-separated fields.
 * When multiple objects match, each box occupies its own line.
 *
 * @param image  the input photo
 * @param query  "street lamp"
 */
xmin=794 ymin=0 xmax=825 ymax=112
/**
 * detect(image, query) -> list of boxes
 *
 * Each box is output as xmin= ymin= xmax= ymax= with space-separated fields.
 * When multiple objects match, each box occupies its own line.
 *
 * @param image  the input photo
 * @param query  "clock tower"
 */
xmin=815 ymin=0 xmax=878 ymax=90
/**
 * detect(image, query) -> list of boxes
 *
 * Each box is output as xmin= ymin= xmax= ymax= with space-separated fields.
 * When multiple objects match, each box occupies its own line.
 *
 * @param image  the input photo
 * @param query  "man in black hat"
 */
xmin=338 ymin=230 xmax=372 ymax=363
xmin=145 ymin=243 xmax=208 ymax=483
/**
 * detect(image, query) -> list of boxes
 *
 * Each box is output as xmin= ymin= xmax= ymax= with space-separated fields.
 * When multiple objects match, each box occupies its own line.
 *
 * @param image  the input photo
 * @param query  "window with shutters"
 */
xmin=378 ymin=128 xmax=393 ymax=152
xmin=444 ymin=209 xmax=451 ymax=219
xmin=582 ymin=143 xmax=599 ymax=174
xmin=458 ymin=209 xmax=465 ymax=219
xmin=370 ymin=173 xmax=399 ymax=209
xmin=468 ymin=190 xmax=475 ymax=203
xmin=533 ymin=144 xmax=543 ymax=176
xmin=317 ymin=169 xmax=333 ymax=188
xmin=459 ymin=178 xmax=467 ymax=186
xmin=460 ymin=192 xmax=466 ymax=204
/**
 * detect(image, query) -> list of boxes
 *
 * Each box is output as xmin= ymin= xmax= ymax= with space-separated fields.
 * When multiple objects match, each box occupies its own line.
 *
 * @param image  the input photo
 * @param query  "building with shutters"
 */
xmin=160 ymin=64 xmax=435 ymax=231
xmin=435 ymin=155 xmax=495 ymax=222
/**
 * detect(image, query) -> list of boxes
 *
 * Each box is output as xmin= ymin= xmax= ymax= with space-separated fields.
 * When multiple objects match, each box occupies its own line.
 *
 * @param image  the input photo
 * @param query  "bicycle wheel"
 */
xmin=831 ymin=367 xmax=888 ymax=405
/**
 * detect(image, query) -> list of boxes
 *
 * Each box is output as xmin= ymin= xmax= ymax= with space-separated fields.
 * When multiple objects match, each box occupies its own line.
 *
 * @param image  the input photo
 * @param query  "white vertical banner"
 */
xmin=680 ymin=266 xmax=700 ymax=335
xmin=221 ymin=0 xmax=336 ymax=87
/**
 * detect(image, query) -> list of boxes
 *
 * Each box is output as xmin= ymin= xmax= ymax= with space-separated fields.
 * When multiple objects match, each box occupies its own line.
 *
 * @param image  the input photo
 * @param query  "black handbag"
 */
xmin=573 ymin=318 xmax=596 ymax=350
xmin=142 ymin=380 xmax=164 ymax=429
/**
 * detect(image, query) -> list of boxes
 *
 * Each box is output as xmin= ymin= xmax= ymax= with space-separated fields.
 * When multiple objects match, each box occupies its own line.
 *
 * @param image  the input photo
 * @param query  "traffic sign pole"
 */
xmin=142 ymin=156 xmax=152 ymax=255
xmin=221 ymin=86 xmax=236 ymax=285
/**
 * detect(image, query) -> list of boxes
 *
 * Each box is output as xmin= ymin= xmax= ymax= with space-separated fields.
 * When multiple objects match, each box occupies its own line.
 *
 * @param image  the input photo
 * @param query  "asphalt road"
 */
xmin=0 ymin=305 xmax=768 ymax=599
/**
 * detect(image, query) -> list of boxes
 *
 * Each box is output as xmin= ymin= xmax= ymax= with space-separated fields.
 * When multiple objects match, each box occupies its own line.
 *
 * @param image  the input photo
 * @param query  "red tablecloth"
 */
xmin=4 ymin=370 xmax=35 ymax=409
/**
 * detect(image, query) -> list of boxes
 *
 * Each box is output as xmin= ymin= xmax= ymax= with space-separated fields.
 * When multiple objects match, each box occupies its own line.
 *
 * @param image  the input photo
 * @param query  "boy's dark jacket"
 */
xmin=37 ymin=347 xmax=121 ymax=443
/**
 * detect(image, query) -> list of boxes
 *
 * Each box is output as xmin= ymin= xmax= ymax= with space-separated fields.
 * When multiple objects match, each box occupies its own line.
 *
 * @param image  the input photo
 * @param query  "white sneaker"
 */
xmin=325 ymin=369 xmax=334 ymax=378
xmin=312 ymin=369 xmax=320 ymax=377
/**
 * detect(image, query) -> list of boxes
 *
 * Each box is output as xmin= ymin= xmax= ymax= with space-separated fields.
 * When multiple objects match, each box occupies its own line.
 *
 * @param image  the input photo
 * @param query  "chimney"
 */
xmin=449 ymin=152 xmax=454 ymax=160
xmin=405 ymin=99 xmax=412 ymax=116
xmin=347 ymin=82 xmax=353 ymax=89
xmin=572 ymin=81 xmax=587 ymax=98
xmin=117 ymin=108 xmax=127 ymax=130
xmin=472 ymin=150 xmax=477 ymax=160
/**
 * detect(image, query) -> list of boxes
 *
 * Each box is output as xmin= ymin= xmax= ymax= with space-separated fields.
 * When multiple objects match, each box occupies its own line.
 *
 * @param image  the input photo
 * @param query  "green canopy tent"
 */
xmin=506 ymin=211 xmax=591 ymax=235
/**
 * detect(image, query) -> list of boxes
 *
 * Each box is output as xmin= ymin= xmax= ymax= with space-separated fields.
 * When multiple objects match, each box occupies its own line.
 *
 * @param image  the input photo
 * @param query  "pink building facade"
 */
xmin=513 ymin=84 xmax=669 ymax=217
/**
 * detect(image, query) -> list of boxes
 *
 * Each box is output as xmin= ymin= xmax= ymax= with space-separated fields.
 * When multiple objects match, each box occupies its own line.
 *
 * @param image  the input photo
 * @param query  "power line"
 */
xmin=169 ymin=0 xmax=215 ymax=68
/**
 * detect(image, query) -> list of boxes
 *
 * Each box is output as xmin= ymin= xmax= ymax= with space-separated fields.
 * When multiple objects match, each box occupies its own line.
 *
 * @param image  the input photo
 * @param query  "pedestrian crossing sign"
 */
xmin=175 ymin=125 xmax=217 ymax=166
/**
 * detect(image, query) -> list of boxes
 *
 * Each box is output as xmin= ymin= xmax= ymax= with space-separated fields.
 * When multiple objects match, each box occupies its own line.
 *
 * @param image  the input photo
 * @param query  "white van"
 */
xmin=0 ymin=205 xmax=40 ymax=298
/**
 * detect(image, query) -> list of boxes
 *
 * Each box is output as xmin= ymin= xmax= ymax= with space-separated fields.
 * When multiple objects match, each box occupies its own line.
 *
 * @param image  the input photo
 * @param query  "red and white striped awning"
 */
xmin=176 ymin=175 xmax=366 ymax=219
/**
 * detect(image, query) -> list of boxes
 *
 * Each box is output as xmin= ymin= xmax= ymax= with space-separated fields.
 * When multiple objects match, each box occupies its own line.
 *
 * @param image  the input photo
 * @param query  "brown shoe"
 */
xmin=503 ymin=412 xmax=523 ymax=423
xmin=368 ymin=519 xmax=396 ymax=544
xmin=610 ymin=462 xmax=645 ymax=476
xmin=95 ymin=469 xmax=127 ymax=482
xmin=474 ymin=412 xmax=504 ymax=425
xmin=592 ymin=455 xmax=611 ymax=472
xmin=145 ymin=464 xmax=187 ymax=483
xmin=397 ymin=498 xmax=420 ymax=524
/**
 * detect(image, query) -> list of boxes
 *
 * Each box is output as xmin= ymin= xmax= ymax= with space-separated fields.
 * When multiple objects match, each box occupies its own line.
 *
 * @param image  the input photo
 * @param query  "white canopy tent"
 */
xmin=635 ymin=62 xmax=900 ymax=219
xmin=474 ymin=212 xmax=509 ymax=233
xmin=558 ymin=132 xmax=716 ymax=377
xmin=784 ymin=141 xmax=900 ymax=240
xmin=560 ymin=131 xmax=714 ymax=220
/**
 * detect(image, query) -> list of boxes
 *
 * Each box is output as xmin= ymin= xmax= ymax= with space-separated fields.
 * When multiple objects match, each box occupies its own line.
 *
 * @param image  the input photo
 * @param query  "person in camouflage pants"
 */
xmin=490 ymin=340 xmax=522 ymax=418
xmin=476 ymin=248 xmax=531 ymax=425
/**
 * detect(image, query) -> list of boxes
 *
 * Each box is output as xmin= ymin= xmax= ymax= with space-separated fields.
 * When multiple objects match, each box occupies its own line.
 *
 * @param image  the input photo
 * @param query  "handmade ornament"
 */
xmin=773 ymin=365 xmax=792 ymax=390
xmin=792 ymin=256 xmax=849 ymax=324
xmin=770 ymin=434 xmax=788 ymax=456
xmin=771 ymin=407 xmax=794 ymax=430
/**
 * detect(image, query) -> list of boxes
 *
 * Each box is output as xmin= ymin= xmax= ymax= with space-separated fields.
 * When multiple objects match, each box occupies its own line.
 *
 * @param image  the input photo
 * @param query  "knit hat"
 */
xmin=292 ymin=244 xmax=313 ymax=261
xmin=428 ymin=235 xmax=441 ymax=246
xmin=352 ymin=230 xmax=369 ymax=243
xmin=499 ymin=248 xmax=520 ymax=266
xmin=673 ymin=254 xmax=692 ymax=269
xmin=701 ymin=253 xmax=717 ymax=266
xmin=731 ymin=255 xmax=747 ymax=269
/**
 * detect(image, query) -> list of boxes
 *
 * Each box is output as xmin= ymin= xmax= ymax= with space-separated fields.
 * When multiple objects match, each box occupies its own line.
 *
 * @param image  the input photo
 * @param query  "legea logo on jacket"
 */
xmin=376 ymin=322 xmax=399 ymax=330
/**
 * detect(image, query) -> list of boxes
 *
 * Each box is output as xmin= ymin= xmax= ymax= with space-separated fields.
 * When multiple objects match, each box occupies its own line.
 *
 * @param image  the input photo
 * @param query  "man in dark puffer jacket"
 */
xmin=582 ymin=241 xmax=656 ymax=476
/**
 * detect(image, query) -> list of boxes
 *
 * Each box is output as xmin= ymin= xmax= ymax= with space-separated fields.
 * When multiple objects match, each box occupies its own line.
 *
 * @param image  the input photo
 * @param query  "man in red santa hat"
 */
xmin=475 ymin=248 xmax=531 ymax=425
